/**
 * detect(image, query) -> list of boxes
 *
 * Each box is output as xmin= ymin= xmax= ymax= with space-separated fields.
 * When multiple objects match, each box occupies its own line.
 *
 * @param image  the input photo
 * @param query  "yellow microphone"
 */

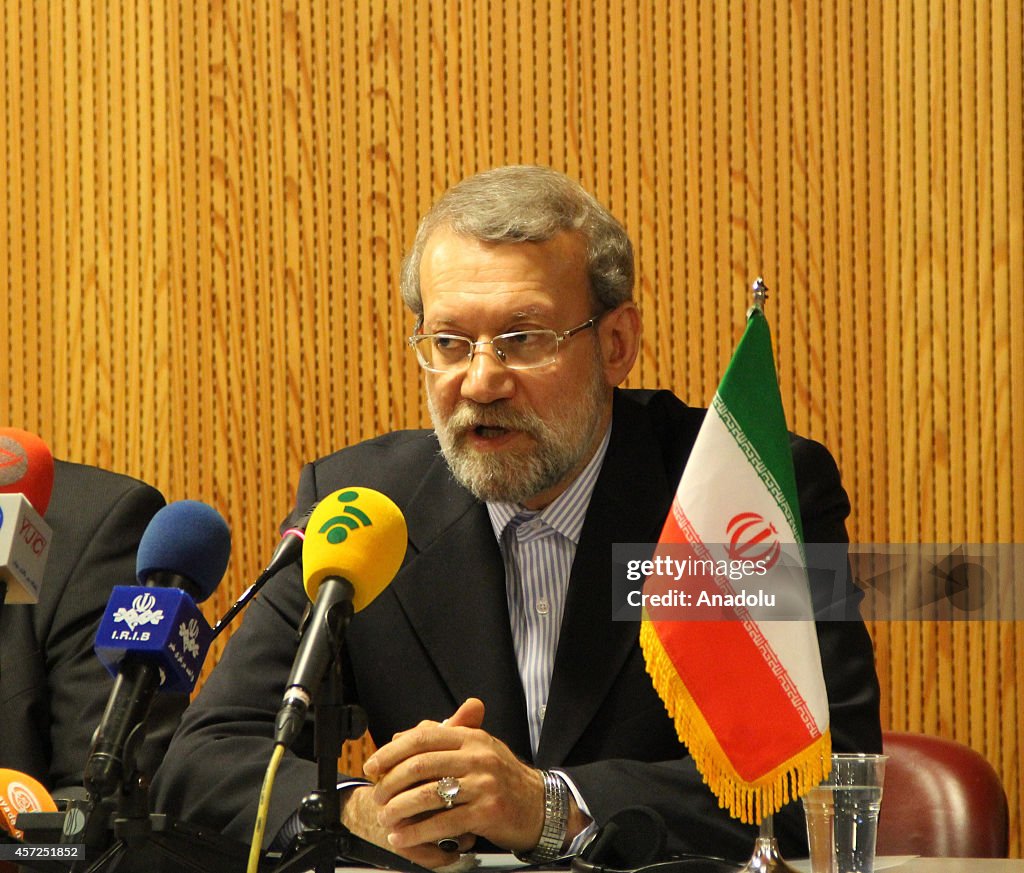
xmin=274 ymin=488 xmax=408 ymax=747
xmin=302 ymin=487 xmax=408 ymax=611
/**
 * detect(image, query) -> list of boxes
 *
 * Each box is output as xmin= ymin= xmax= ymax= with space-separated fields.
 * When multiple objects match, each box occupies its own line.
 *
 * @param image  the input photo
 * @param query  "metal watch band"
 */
xmin=515 ymin=770 xmax=569 ymax=864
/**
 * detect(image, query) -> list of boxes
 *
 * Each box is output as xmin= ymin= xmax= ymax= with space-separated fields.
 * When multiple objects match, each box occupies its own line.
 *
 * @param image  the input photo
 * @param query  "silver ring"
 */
xmin=436 ymin=838 xmax=459 ymax=853
xmin=436 ymin=775 xmax=461 ymax=808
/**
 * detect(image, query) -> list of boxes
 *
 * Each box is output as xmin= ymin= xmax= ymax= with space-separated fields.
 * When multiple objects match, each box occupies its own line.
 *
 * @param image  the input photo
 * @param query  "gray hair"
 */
xmin=400 ymin=166 xmax=634 ymax=318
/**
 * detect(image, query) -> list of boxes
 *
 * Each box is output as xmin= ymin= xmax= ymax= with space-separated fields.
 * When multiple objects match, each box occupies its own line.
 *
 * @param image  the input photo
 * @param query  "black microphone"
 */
xmin=83 ymin=500 xmax=230 ymax=800
xmin=572 ymin=807 xmax=743 ymax=873
xmin=211 ymin=501 xmax=318 ymax=638
xmin=579 ymin=806 xmax=667 ymax=870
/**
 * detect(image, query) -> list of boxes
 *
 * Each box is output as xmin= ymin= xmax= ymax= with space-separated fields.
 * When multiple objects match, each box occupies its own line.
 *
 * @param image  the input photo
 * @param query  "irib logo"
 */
xmin=113 ymin=592 xmax=166 ymax=631
xmin=179 ymin=617 xmax=201 ymax=657
xmin=318 ymin=490 xmax=373 ymax=543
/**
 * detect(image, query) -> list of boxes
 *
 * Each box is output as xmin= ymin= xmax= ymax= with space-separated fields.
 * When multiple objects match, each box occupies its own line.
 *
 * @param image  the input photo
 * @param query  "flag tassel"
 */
xmin=640 ymin=620 xmax=831 ymax=824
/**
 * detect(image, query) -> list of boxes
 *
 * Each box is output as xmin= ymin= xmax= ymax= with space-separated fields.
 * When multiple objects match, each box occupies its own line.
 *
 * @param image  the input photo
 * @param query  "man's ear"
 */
xmin=598 ymin=302 xmax=642 ymax=386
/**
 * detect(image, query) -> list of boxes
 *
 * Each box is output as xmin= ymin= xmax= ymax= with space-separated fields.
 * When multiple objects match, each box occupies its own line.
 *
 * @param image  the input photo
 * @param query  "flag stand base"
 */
xmin=738 ymin=817 xmax=801 ymax=873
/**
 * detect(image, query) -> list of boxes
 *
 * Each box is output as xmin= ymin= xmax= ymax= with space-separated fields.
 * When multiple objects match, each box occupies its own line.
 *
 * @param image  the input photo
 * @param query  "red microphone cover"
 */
xmin=0 ymin=429 xmax=54 ymax=515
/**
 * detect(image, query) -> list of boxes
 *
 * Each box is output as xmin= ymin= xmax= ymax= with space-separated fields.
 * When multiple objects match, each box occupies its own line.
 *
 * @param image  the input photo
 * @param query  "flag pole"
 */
xmin=749 ymin=276 xmax=769 ymax=316
xmin=740 ymin=813 xmax=803 ymax=873
xmin=738 ymin=276 xmax=802 ymax=873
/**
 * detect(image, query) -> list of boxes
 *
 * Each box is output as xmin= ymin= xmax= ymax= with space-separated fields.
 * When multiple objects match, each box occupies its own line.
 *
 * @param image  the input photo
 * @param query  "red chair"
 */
xmin=876 ymin=731 xmax=1010 ymax=858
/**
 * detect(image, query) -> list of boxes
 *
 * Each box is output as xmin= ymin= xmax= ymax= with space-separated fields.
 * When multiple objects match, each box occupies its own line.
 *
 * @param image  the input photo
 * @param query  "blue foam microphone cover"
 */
xmin=135 ymin=500 xmax=231 ymax=602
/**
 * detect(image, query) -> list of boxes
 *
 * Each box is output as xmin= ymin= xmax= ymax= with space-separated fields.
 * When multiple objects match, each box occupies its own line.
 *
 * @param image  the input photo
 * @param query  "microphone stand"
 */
xmin=272 ymin=599 xmax=432 ymax=873
xmin=19 ymin=720 xmax=261 ymax=873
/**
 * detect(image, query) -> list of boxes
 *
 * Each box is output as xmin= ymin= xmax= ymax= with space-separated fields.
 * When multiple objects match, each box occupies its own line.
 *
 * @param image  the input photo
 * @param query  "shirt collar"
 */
xmin=487 ymin=422 xmax=612 ymax=546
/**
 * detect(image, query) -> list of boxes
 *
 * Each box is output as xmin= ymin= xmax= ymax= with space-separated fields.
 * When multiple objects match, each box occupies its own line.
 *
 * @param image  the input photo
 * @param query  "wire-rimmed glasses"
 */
xmin=408 ymin=316 xmax=600 ymax=373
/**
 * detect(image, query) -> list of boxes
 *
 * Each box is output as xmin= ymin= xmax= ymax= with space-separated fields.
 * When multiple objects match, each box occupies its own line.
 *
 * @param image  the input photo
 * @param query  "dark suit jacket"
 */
xmin=152 ymin=389 xmax=881 ymax=860
xmin=0 ymin=459 xmax=185 ymax=793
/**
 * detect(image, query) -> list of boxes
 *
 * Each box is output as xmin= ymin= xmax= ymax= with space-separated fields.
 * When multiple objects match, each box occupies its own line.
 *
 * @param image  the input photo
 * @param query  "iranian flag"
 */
xmin=639 ymin=303 xmax=831 ymax=824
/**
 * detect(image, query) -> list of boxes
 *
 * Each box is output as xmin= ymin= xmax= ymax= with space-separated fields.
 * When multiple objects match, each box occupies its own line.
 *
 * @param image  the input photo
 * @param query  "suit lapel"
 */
xmin=388 ymin=452 xmax=532 ymax=759
xmin=537 ymin=394 xmax=678 ymax=765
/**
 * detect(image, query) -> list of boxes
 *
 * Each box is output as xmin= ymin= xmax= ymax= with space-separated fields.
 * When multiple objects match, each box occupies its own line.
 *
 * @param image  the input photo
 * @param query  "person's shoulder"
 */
xmin=50 ymin=458 xmax=165 ymax=512
xmin=609 ymin=389 xmax=706 ymax=485
xmin=617 ymin=388 xmax=837 ymax=461
xmin=305 ymin=428 xmax=441 ymax=498
xmin=37 ymin=461 xmax=166 ymax=622
xmin=788 ymin=433 xmax=848 ymax=517
xmin=617 ymin=387 xmax=704 ymax=419
xmin=312 ymin=428 xmax=437 ymax=464
xmin=788 ymin=432 xmax=838 ymax=465
xmin=615 ymin=387 xmax=707 ymax=442
xmin=614 ymin=389 xmax=843 ymax=493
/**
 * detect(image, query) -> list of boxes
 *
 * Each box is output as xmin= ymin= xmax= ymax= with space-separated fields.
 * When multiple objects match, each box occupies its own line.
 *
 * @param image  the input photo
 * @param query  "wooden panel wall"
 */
xmin=3 ymin=0 xmax=1022 ymax=852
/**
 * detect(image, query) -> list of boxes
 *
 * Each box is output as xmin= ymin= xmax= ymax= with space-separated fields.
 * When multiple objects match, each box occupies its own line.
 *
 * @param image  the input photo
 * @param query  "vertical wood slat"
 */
xmin=2 ymin=0 xmax=1022 ymax=854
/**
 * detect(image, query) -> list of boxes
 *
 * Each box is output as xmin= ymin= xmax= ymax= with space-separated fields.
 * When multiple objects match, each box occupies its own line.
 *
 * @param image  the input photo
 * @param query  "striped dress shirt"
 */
xmin=487 ymin=425 xmax=612 ymax=756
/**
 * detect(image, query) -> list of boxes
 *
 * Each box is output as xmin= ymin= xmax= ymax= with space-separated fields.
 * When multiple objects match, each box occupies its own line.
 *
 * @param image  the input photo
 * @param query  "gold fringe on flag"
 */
xmin=639 ymin=620 xmax=832 ymax=824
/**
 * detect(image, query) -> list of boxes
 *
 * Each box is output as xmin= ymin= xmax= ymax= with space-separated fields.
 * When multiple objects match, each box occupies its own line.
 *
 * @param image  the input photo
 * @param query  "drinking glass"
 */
xmin=802 ymin=753 xmax=887 ymax=873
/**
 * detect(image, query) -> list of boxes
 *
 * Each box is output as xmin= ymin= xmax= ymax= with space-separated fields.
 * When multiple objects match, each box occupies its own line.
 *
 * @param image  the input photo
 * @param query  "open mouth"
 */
xmin=474 ymin=425 xmax=510 ymax=439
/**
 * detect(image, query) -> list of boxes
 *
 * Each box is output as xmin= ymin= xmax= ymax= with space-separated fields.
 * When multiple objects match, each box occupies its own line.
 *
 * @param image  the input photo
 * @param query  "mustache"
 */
xmin=446 ymin=401 xmax=543 ymax=435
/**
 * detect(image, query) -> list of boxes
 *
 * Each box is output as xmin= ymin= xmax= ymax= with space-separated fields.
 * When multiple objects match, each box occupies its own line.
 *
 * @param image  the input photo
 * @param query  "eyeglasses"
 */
xmin=408 ymin=316 xmax=601 ymax=373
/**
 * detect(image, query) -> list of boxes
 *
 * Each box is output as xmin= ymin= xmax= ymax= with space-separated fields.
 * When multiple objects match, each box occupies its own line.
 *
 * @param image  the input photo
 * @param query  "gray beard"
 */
xmin=428 ymin=370 xmax=608 ymax=505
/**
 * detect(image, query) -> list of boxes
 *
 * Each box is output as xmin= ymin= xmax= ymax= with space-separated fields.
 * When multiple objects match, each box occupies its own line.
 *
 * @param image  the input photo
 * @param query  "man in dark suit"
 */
xmin=153 ymin=166 xmax=881 ymax=866
xmin=0 ymin=458 xmax=185 ymax=794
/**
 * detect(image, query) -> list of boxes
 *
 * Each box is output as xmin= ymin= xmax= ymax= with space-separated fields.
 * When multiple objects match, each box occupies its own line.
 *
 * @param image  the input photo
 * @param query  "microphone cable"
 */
xmin=247 ymin=742 xmax=285 ymax=873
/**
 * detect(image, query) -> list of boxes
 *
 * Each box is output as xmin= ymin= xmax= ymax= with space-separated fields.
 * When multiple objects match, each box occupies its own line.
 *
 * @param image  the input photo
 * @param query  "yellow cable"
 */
xmin=247 ymin=742 xmax=286 ymax=873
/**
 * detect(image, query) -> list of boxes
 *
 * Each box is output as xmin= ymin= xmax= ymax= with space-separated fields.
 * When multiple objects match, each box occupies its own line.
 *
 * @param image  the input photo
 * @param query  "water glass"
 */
xmin=802 ymin=753 xmax=887 ymax=873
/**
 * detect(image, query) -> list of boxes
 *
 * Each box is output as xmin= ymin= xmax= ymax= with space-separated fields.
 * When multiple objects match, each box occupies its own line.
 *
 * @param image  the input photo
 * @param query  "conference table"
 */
xmin=335 ymin=855 xmax=1024 ymax=873
xmin=334 ymin=859 xmax=1024 ymax=873
xmin=791 ymin=859 xmax=1023 ymax=872
xmin=514 ymin=855 xmax=1022 ymax=873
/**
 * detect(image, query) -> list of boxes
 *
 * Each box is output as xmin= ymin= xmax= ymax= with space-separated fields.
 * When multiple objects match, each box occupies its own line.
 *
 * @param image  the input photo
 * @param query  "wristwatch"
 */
xmin=514 ymin=770 xmax=569 ymax=864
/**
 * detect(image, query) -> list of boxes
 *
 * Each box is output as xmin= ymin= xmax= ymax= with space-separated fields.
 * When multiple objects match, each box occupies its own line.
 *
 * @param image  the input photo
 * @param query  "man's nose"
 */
xmin=460 ymin=344 xmax=515 ymax=404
